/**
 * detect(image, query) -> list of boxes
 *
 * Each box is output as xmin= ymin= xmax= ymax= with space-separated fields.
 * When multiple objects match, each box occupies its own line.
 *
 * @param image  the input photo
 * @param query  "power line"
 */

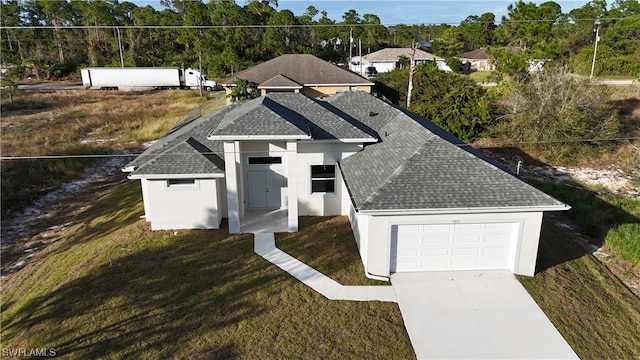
xmin=0 ymin=17 xmax=630 ymax=30
xmin=2 ymin=137 xmax=638 ymax=161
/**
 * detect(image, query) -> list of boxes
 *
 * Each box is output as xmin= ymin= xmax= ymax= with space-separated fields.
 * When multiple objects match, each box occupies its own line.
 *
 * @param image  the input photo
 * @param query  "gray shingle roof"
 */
xmin=125 ymin=105 xmax=234 ymax=177
xmin=329 ymin=91 xmax=566 ymax=211
xmin=223 ymin=54 xmax=373 ymax=87
xmin=209 ymin=93 xmax=376 ymax=141
xmin=127 ymin=90 xmax=566 ymax=212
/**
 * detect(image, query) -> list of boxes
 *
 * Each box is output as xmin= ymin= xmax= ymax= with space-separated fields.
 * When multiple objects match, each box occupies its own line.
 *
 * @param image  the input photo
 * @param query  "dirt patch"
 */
xmin=479 ymin=146 xmax=640 ymax=299
xmin=0 ymin=152 xmax=130 ymax=275
xmin=549 ymin=213 xmax=640 ymax=298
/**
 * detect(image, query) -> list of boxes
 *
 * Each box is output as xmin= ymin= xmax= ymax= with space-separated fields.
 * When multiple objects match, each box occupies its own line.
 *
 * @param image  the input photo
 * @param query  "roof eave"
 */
xmin=303 ymin=138 xmax=377 ymax=144
xmin=207 ymin=134 xmax=311 ymax=141
xmin=356 ymin=204 xmax=571 ymax=216
xmin=128 ymin=173 xmax=224 ymax=180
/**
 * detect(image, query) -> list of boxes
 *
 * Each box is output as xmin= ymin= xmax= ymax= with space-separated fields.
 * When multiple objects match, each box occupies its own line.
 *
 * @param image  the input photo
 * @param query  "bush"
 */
xmin=495 ymin=66 xmax=619 ymax=163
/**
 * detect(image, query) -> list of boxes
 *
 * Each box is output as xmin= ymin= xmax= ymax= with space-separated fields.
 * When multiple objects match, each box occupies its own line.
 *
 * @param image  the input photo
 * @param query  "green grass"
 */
xmin=277 ymin=216 xmax=387 ymax=286
xmin=0 ymin=90 xmax=209 ymax=220
xmin=468 ymin=71 xmax=494 ymax=83
xmin=1 ymin=181 xmax=413 ymax=359
xmin=532 ymin=180 xmax=640 ymax=266
xmin=519 ymin=219 xmax=640 ymax=359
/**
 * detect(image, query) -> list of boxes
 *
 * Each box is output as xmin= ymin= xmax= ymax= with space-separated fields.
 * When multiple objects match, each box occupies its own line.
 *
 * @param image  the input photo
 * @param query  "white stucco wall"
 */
xmin=348 ymin=203 xmax=370 ymax=273
xmin=370 ymin=61 xmax=396 ymax=74
xmin=143 ymin=178 xmax=223 ymax=230
xmin=295 ymin=142 xmax=361 ymax=216
xmin=355 ymin=211 xmax=545 ymax=277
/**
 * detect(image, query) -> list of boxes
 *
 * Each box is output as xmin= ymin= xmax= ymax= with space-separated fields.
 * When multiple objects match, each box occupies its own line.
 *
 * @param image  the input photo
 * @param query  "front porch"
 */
xmin=240 ymin=209 xmax=288 ymax=234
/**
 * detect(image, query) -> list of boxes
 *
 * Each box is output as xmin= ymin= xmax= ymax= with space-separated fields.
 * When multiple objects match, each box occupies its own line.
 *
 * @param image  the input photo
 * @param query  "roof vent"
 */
xmin=369 ymin=111 xmax=378 ymax=117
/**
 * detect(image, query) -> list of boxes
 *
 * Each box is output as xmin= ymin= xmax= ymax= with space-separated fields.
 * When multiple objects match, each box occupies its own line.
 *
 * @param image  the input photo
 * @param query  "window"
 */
xmin=311 ymin=165 xmax=336 ymax=193
xmin=167 ymin=178 xmax=196 ymax=187
xmin=248 ymin=156 xmax=282 ymax=165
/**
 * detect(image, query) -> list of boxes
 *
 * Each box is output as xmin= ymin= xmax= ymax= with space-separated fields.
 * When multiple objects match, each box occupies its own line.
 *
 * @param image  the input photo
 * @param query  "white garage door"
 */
xmin=390 ymin=222 xmax=519 ymax=272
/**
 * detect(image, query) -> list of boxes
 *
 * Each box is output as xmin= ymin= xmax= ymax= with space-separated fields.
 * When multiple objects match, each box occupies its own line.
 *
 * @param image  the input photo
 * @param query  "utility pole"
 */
xmin=199 ymin=50 xmax=203 ymax=98
xmin=407 ymin=40 xmax=419 ymax=109
xmin=349 ymin=28 xmax=353 ymax=69
xmin=590 ymin=20 xmax=600 ymax=79
xmin=115 ymin=27 xmax=124 ymax=68
xmin=359 ymin=39 xmax=363 ymax=76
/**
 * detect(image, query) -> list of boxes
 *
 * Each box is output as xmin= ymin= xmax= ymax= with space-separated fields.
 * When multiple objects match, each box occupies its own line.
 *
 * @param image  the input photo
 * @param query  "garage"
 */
xmin=390 ymin=222 xmax=520 ymax=272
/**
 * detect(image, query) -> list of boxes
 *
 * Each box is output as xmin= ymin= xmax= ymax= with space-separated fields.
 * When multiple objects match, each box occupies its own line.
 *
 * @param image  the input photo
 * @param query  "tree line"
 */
xmin=1 ymin=0 xmax=639 ymax=80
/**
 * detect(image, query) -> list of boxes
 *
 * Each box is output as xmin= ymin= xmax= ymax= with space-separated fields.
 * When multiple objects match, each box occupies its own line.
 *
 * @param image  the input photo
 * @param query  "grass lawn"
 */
xmin=519 ymin=219 xmax=640 ymax=359
xmin=468 ymin=71 xmax=494 ymax=83
xmin=1 ymin=181 xmax=414 ymax=359
xmin=277 ymin=216 xmax=387 ymax=286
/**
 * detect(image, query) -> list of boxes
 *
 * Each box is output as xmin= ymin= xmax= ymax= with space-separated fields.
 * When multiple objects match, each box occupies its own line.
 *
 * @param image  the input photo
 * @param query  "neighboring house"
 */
xmin=123 ymin=91 xmax=569 ymax=278
xmin=351 ymin=48 xmax=452 ymax=76
xmin=222 ymin=54 xmax=373 ymax=100
xmin=460 ymin=49 xmax=495 ymax=71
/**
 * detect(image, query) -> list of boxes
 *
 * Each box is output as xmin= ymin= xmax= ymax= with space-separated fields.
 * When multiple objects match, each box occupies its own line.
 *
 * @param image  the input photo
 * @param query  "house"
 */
xmin=123 ymin=91 xmax=569 ymax=278
xmin=351 ymin=48 xmax=452 ymax=76
xmin=222 ymin=54 xmax=373 ymax=100
xmin=460 ymin=49 xmax=495 ymax=71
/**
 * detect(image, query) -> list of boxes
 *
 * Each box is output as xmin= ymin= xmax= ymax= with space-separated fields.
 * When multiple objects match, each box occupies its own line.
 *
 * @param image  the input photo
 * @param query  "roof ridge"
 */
xmin=210 ymin=97 xmax=265 ymax=135
xmin=362 ymin=136 xmax=435 ymax=205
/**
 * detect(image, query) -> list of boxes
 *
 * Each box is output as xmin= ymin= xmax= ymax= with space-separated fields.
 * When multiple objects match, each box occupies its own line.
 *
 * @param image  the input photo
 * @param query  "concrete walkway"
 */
xmin=253 ymin=233 xmax=396 ymax=302
xmin=392 ymin=271 xmax=579 ymax=360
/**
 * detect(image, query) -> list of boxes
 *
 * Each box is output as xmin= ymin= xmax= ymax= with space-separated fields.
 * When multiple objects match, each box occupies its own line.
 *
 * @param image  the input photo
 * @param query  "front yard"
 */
xmin=1 ymin=181 xmax=413 ymax=359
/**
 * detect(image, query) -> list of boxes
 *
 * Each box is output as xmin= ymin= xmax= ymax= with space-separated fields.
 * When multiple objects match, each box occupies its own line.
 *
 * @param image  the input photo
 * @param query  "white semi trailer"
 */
xmin=81 ymin=67 xmax=217 ymax=90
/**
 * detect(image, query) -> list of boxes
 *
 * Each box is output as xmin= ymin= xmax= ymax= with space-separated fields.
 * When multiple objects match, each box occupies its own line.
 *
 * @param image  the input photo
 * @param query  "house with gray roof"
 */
xmin=222 ymin=54 xmax=373 ymax=101
xmin=123 ymin=91 xmax=568 ymax=278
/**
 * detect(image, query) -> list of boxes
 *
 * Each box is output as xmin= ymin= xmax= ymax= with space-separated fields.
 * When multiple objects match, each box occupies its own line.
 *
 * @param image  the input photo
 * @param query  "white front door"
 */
xmin=246 ymin=170 xmax=284 ymax=209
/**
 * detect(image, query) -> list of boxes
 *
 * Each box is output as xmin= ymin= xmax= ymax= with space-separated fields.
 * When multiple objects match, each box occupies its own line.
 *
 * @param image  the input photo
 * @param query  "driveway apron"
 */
xmin=391 ymin=271 xmax=578 ymax=360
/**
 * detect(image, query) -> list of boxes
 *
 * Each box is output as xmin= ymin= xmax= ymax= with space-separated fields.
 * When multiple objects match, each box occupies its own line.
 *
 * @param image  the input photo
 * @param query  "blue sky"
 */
xmin=133 ymin=0 xmax=588 ymax=25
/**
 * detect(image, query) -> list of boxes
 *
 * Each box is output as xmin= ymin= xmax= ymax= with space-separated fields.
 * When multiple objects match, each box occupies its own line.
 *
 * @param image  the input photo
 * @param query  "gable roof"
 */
xmin=257 ymin=74 xmax=303 ymax=89
xmin=363 ymin=48 xmax=444 ymax=62
xmin=461 ymin=48 xmax=490 ymax=60
xmin=223 ymin=54 xmax=373 ymax=87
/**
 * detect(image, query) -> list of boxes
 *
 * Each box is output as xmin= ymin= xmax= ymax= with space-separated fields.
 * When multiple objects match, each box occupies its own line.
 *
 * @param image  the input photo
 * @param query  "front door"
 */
xmin=246 ymin=170 xmax=284 ymax=209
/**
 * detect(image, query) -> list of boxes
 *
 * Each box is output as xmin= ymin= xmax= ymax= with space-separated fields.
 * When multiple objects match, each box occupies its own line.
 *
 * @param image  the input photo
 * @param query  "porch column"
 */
xmin=224 ymin=141 xmax=240 ymax=234
xmin=286 ymin=141 xmax=298 ymax=232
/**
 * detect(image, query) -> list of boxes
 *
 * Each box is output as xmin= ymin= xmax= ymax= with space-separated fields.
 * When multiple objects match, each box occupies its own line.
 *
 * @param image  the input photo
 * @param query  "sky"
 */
xmin=132 ymin=0 xmax=589 ymax=25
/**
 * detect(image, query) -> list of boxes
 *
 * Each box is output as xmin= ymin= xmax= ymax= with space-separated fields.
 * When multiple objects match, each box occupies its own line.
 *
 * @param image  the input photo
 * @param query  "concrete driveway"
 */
xmin=391 ymin=271 xmax=578 ymax=360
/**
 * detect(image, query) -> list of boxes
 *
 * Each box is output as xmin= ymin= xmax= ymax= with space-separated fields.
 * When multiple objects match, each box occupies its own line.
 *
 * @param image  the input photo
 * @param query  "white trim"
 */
xmin=127 ymin=173 xmax=224 ymax=180
xmin=310 ymin=163 xmax=337 ymax=195
xmin=207 ymin=134 xmax=311 ymax=141
xmin=301 ymin=138 xmax=377 ymax=144
xmin=358 ymin=205 xmax=570 ymax=215
xmin=166 ymin=178 xmax=199 ymax=190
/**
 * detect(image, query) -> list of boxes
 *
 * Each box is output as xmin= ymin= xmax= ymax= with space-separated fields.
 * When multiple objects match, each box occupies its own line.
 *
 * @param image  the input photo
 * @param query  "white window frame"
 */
xmin=310 ymin=164 xmax=336 ymax=194
xmin=166 ymin=178 xmax=198 ymax=190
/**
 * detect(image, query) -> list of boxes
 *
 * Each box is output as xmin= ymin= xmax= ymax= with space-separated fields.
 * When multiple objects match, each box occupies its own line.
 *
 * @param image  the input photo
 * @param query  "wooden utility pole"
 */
xmin=406 ymin=40 xmax=419 ymax=109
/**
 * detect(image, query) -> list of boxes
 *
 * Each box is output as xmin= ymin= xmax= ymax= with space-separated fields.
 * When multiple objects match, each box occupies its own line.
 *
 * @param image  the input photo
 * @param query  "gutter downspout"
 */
xmin=366 ymin=272 xmax=390 ymax=282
